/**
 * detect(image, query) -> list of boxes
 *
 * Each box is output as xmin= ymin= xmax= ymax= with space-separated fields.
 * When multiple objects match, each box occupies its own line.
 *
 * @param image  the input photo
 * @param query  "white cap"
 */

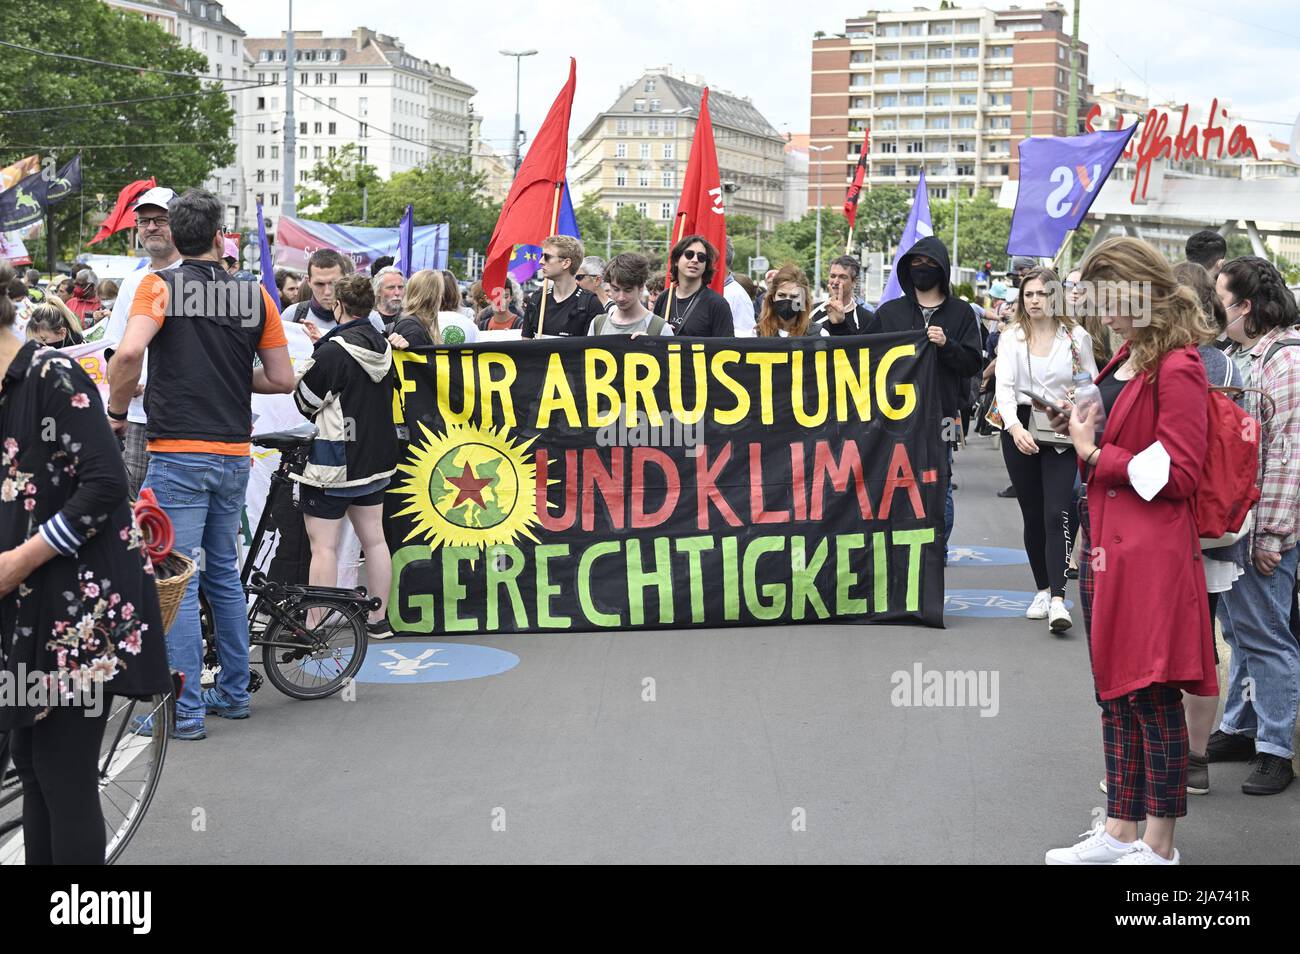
xmin=132 ymin=186 xmax=176 ymax=212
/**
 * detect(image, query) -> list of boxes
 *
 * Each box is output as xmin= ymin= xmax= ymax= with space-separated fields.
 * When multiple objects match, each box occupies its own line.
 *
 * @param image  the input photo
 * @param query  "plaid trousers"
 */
xmin=123 ymin=421 xmax=149 ymax=500
xmin=1080 ymin=490 xmax=1190 ymax=819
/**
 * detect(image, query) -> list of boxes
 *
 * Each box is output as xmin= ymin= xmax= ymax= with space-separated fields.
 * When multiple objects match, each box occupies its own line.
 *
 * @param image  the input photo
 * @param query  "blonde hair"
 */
xmin=402 ymin=270 xmax=444 ymax=344
xmin=1079 ymin=237 xmax=1214 ymax=375
xmin=756 ymin=264 xmax=813 ymax=338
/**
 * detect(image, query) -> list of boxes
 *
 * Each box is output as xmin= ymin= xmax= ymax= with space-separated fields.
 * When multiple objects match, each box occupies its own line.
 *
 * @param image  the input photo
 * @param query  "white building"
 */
xmin=103 ymin=0 xmax=249 ymax=229
xmin=242 ymin=27 xmax=476 ymax=231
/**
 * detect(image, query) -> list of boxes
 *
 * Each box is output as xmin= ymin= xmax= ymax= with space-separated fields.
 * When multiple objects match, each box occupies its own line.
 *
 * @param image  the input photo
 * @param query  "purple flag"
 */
xmin=395 ymin=203 xmax=414 ymax=278
xmin=256 ymin=202 xmax=280 ymax=312
xmin=1008 ymin=126 xmax=1137 ymax=256
xmin=880 ymin=172 xmax=933 ymax=306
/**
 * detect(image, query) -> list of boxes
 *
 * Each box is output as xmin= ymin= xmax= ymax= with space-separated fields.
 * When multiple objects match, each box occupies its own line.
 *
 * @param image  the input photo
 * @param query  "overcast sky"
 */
xmin=221 ymin=0 xmax=1300 ymax=157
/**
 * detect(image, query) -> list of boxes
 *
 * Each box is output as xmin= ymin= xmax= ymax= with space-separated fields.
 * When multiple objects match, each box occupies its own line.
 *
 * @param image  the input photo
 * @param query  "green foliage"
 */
xmin=929 ymin=192 xmax=1013 ymax=271
xmin=298 ymin=146 xmax=502 ymax=264
xmin=854 ymin=185 xmax=913 ymax=255
xmin=952 ymin=282 xmax=975 ymax=300
xmin=569 ymin=193 xmax=672 ymax=267
xmin=0 ymin=0 xmax=235 ymax=268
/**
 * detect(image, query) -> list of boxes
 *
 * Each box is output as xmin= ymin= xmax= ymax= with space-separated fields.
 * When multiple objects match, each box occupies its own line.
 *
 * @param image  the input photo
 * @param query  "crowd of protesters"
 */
xmin=1 ymin=181 xmax=1298 ymax=869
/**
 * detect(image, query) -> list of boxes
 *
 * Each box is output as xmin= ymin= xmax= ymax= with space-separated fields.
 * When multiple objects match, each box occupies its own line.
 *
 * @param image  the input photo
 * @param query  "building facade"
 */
xmin=571 ymin=68 xmax=787 ymax=232
xmin=103 ymin=0 xmax=248 ymax=229
xmin=242 ymin=27 xmax=475 ymax=230
xmin=809 ymin=3 xmax=1089 ymax=208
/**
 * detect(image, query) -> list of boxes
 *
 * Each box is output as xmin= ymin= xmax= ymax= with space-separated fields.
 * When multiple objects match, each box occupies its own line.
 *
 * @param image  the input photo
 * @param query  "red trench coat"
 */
xmin=1086 ymin=344 xmax=1217 ymax=700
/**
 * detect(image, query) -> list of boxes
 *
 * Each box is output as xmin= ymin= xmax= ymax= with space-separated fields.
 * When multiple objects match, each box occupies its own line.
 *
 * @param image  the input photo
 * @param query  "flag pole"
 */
xmin=535 ymin=180 xmax=564 ymax=338
xmin=663 ymin=214 xmax=687 ymax=326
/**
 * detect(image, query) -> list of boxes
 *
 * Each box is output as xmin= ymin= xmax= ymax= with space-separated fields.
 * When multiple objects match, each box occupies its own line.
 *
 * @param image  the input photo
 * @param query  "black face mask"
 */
xmin=911 ymin=264 xmax=943 ymax=292
xmin=773 ymin=299 xmax=801 ymax=321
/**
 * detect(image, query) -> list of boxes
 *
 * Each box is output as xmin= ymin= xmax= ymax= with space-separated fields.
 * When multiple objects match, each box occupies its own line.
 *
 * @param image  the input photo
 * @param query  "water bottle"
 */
xmin=1071 ymin=371 xmax=1106 ymax=431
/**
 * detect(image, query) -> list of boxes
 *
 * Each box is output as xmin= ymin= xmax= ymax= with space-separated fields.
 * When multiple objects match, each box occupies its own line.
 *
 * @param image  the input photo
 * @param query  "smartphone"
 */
xmin=1017 ymin=388 xmax=1069 ymax=418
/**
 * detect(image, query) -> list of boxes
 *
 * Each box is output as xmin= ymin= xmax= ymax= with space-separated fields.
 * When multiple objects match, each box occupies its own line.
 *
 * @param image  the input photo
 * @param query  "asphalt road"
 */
xmin=118 ymin=432 xmax=1298 ymax=864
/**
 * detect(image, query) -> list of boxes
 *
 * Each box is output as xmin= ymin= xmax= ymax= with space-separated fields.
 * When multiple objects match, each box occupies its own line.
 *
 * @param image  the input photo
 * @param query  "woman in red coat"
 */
xmin=1044 ymin=238 xmax=1217 ymax=866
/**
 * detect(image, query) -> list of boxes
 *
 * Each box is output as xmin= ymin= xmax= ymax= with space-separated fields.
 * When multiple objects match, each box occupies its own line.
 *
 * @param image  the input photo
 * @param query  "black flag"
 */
xmin=0 ymin=156 xmax=82 ymax=230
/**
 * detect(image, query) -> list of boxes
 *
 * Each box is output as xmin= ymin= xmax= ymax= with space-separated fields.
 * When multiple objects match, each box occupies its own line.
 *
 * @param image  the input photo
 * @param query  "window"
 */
xmin=905 ymin=117 xmax=925 ymax=130
xmin=615 ymin=168 xmax=627 ymax=187
xmin=328 ymin=146 xmax=336 ymax=157
xmin=662 ymin=143 xmax=674 ymax=159
xmin=881 ymin=49 xmax=900 ymax=61
xmin=906 ymin=23 xmax=925 ymax=35
xmin=649 ymin=99 xmax=661 ymax=112
xmin=879 ymin=71 xmax=900 ymax=84
xmin=662 ymin=169 xmax=674 ymax=188
xmin=261 ymin=50 xmax=271 ymax=62
xmin=313 ymin=122 xmax=322 ymax=133
xmin=959 ymin=45 xmax=978 ymax=58
xmin=958 ymin=68 xmax=978 ymax=81
xmin=932 ymin=23 xmax=952 ymax=35
xmin=359 ymin=73 xmax=367 ymax=84
xmin=299 ymin=121 xmax=306 ymax=134
xmin=256 ymin=169 xmax=265 ymax=183
xmin=638 ymin=167 xmax=650 ymax=188
xmin=616 ymin=118 xmax=628 ymax=134
xmin=632 ymin=119 xmax=643 ymax=133
xmin=878 ymin=141 xmax=897 ymax=153
xmin=271 ymin=169 xmax=279 ymax=182
xmin=359 ymin=97 xmax=368 ymax=116
xmin=957 ymin=164 xmax=974 ymax=176
xmin=216 ymin=64 xmax=222 ymax=78
xmin=878 ymin=118 xmax=897 ymax=131
xmin=257 ymin=122 xmax=266 ymax=133
xmin=907 ymin=48 xmax=925 ymax=59
xmin=638 ymin=202 xmax=648 ymax=217
xmin=850 ymin=51 xmax=868 ymax=64
xmin=931 ymin=70 xmax=951 ymax=82
xmin=661 ymin=201 xmax=672 ymax=220
xmin=258 ymin=72 xmax=265 ymax=83
xmin=315 ymin=73 xmax=323 ymax=84
xmin=616 ymin=142 xmax=627 ymax=158
xmin=271 ymin=96 xmax=279 ymax=110
xmin=301 ymin=170 xmax=309 ymax=182
xmin=328 ymin=122 xmax=336 ymax=134
xmin=359 ymin=122 xmax=368 ymax=137
xmin=931 ymin=47 xmax=952 ymax=59
xmin=359 ymin=146 xmax=367 ymax=159
xmin=880 ymin=164 xmax=896 ymax=176
xmin=270 ymin=145 xmax=279 ymax=158
xmin=850 ymin=75 xmax=869 ymax=88
xmin=257 ymin=96 xmax=266 ymax=110
xmin=905 ymin=164 xmax=921 ymax=176
xmin=645 ymin=78 xmax=656 ymax=92
xmin=882 ymin=24 xmax=900 ymax=37
xmin=639 ymin=143 xmax=650 ymax=159
xmin=633 ymin=98 xmax=646 ymax=112
xmin=928 ymin=116 xmax=950 ymax=129
xmin=906 ymin=70 xmax=925 ymax=83
xmin=905 ymin=93 xmax=924 ymax=106
xmin=329 ymin=72 xmax=337 ymax=84
xmin=256 ymin=145 xmax=265 ymax=158
xmin=851 ymin=96 xmax=867 ymax=109
xmin=298 ymin=146 xmax=306 ymax=159
xmin=958 ymin=93 xmax=977 ymax=105
xmin=878 ymin=94 xmax=898 ymax=107
xmin=906 ymin=140 xmax=924 ymax=153
xmin=959 ymin=20 xmax=979 ymax=32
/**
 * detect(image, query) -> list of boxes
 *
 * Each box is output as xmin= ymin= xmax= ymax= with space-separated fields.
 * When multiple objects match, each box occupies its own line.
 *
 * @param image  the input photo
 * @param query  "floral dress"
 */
xmin=0 ymin=342 xmax=170 ymax=730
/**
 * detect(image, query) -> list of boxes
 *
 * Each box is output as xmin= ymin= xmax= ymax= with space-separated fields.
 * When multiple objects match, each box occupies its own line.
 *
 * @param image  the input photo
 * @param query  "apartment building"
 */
xmin=809 ymin=3 xmax=1089 ymax=206
xmin=242 ymin=27 xmax=475 ymax=230
xmin=571 ymin=68 xmax=787 ymax=232
xmin=103 ymin=0 xmax=249 ymax=229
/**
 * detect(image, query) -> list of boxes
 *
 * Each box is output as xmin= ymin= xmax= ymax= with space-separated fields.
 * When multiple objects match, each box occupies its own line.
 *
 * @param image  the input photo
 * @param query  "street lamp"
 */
xmin=808 ymin=144 xmax=833 ymax=297
xmin=500 ymin=49 xmax=538 ymax=175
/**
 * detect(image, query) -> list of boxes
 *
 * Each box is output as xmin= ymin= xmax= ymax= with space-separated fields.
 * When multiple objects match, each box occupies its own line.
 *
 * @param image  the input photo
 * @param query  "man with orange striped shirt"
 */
xmin=108 ymin=189 xmax=295 ymax=740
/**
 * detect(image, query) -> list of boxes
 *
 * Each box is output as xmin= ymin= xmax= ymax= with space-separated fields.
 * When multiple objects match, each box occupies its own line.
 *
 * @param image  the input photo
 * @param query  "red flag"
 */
xmin=671 ymin=88 xmax=727 ymax=293
xmin=842 ymin=128 xmax=871 ymax=229
xmin=480 ymin=59 xmax=577 ymax=296
xmin=88 ymin=177 xmax=156 ymax=245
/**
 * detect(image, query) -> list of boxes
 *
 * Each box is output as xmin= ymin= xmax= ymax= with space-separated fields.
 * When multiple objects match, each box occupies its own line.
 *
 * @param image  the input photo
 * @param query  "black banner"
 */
xmin=0 ymin=156 xmax=81 ymax=230
xmin=383 ymin=332 xmax=947 ymax=633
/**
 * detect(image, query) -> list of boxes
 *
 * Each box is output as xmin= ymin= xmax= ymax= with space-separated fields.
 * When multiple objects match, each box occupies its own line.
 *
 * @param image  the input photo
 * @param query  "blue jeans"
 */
xmin=144 ymin=452 xmax=251 ymax=720
xmin=1217 ymin=546 xmax=1300 ymax=759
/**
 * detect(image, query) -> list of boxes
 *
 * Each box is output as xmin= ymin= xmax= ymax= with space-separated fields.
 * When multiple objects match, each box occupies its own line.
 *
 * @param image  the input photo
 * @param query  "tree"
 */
xmin=0 ymin=0 xmax=235 ymax=268
xmin=929 ymin=192 xmax=1013 ymax=271
xmin=297 ymin=144 xmax=381 ymax=224
xmin=852 ymin=186 xmax=912 ymax=257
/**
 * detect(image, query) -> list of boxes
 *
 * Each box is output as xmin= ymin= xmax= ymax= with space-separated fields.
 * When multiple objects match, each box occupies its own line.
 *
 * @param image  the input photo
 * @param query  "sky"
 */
xmin=220 ymin=0 xmax=1300 ymax=158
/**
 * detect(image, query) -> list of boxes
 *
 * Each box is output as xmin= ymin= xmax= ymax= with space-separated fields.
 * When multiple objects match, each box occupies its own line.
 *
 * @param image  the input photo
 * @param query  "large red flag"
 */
xmin=842 ymin=128 xmax=871 ymax=229
xmin=88 ymin=177 xmax=156 ymax=245
xmin=671 ymin=88 xmax=727 ymax=293
xmin=480 ymin=59 xmax=577 ymax=297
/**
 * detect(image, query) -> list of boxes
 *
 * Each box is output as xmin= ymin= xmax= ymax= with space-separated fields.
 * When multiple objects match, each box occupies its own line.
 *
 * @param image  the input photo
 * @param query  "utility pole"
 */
xmin=1061 ymin=0 xmax=1081 ymax=275
xmin=606 ymin=220 xmax=612 ymax=259
xmin=500 ymin=50 xmax=538 ymax=175
xmin=283 ymin=0 xmax=296 ymax=217
xmin=809 ymin=144 xmax=832 ymax=295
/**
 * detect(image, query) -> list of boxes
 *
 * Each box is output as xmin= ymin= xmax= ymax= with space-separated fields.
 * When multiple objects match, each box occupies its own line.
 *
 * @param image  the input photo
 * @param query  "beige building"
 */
xmin=571 ymin=68 xmax=787 ymax=232
xmin=469 ymin=111 xmax=513 ymax=205
xmin=810 ymin=3 xmax=1089 ymax=206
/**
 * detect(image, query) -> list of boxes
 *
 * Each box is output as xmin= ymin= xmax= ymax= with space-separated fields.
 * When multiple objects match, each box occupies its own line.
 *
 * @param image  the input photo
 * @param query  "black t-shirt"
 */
xmin=521 ymin=285 xmax=604 ymax=338
xmin=651 ymin=285 xmax=734 ymax=337
xmin=1096 ymin=365 xmax=1127 ymax=415
xmin=391 ymin=316 xmax=434 ymax=348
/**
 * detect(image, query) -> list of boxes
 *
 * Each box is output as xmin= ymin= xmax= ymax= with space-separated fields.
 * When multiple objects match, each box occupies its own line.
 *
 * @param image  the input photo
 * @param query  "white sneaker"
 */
xmin=1049 ymin=599 xmax=1073 ymax=633
xmin=1045 ymin=825 xmax=1140 ymax=865
xmin=1112 ymin=841 xmax=1180 ymax=865
xmin=1026 ymin=590 xmax=1051 ymax=620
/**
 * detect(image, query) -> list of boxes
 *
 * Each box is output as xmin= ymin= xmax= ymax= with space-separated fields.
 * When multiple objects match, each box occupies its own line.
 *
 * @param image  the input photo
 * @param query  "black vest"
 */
xmin=145 ymin=260 xmax=267 ymax=444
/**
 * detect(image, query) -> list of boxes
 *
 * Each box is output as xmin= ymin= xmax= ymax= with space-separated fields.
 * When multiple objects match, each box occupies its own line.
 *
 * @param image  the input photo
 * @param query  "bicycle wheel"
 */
xmin=0 ymin=689 xmax=171 ymax=866
xmin=261 ymin=598 xmax=367 ymax=700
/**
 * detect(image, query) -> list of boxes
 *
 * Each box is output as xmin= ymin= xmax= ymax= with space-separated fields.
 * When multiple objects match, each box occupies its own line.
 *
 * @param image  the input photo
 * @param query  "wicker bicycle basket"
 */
xmin=152 ymin=551 xmax=197 ymax=633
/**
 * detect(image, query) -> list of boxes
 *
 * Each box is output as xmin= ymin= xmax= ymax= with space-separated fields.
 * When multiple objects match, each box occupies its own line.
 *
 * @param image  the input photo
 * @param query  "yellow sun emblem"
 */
xmin=390 ymin=421 xmax=541 ymax=551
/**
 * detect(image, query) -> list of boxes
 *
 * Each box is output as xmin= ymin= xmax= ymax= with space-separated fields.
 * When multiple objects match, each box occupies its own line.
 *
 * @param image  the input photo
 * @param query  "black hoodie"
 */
xmin=864 ymin=235 xmax=983 ymax=426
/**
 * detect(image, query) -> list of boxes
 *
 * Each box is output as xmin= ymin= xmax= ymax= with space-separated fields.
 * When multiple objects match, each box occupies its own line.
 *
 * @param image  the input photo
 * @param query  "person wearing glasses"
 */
xmin=521 ymin=235 xmax=605 ymax=338
xmin=576 ymin=256 xmax=614 ymax=315
xmin=102 ymin=186 xmax=179 ymax=498
xmin=651 ymin=235 xmax=734 ymax=337
xmin=994 ymin=266 xmax=1098 ymax=634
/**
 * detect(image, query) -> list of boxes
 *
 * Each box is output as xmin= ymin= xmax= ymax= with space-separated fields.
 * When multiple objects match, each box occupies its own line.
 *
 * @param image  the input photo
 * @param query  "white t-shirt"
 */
xmin=104 ymin=257 xmax=179 ymax=424
xmin=438 ymin=310 xmax=478 ymax=345
xmin=723 ymin=276 xmax=756 ymax=337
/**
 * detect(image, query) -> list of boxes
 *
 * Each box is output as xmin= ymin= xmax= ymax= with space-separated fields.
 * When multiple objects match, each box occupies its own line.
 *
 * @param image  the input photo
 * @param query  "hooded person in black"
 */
xmin=865 ymin=235 xmax=982 ymax=553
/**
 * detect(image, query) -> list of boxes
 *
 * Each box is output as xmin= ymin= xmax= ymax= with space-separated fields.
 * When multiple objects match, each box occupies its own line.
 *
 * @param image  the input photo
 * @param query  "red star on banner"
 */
xmin=446 ymin=462 xmax=491 ymax=508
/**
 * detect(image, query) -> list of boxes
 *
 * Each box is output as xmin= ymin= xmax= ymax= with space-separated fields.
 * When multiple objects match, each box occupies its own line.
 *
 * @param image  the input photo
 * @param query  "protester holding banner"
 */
xmin=652 ymin=235 xmax=734 ymax=337
xmin=1045 ymin=237 xmax=1216 ymax=865
xmin=108 ymin=189 xmax=296 ymax=739
xmin=520 ymin=235 xmax=604 ymax=339
xmin=754 ymin=264 xmax=825 ymax=338
xmin=477 ymin=277 xmax=524 ymax=332
xmin=291 ymin=274 xmax=398 ymax=639
xmin=993 ymin=267 xmax=1097 ymax=634
xmin=865 ymin=236 xmax=982 ymax=551
xmin=1209 ymin=255 xmax=1300 ymax=796
xmin=588 ymin=253 xmax=671 ymax=337
xmin=103 ymin=185 xmax=180 ymax=498
xmin=439 ymin=270 xmax=479 ymax=343
xmin=722 ymin=239 xmax=757 ymax=337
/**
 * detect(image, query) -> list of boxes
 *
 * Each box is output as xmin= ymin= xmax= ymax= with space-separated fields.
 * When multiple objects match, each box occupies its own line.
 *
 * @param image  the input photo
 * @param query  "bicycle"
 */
xmin=199 ymin=424 xmax=379 ymax=701
xmin=0 ymin=672 xmax=181 ymax=865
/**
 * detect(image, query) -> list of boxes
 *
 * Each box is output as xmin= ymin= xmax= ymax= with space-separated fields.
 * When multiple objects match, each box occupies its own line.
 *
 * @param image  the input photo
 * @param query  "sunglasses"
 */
xmin=575 ymin=274 xmax=594 ymax=282
xmin=679 ymin=249 xmax=708 ymax=262
xmin=541 ymin=252 xmax=561 ymax=262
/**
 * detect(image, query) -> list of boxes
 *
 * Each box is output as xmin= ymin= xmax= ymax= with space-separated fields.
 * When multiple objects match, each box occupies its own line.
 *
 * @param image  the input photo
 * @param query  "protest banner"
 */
xmin=272 ymin=214 xmax=449 ymax=274
xmin=384 ymin=332 xmax=947 ymax=633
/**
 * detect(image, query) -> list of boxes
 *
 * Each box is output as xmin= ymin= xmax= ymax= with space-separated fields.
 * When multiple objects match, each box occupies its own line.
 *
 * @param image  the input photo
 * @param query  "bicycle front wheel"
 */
xmin=261 ymin=599 xmax=367 ymax=700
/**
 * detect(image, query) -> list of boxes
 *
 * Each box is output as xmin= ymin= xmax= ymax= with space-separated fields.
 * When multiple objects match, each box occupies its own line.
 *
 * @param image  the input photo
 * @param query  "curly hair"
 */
xmin=1218 ymin=256 xmax=1299 ymax=340
xmin=756 ymin=264 xmax=813 ymax=338
xmin=1079 ymin=237 xmax=1214 ymax=376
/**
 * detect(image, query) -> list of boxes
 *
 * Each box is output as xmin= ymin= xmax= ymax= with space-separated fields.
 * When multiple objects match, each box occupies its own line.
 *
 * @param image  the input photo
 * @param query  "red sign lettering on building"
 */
xmin=1085 ymin=99 xmax=1259 ymax=203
